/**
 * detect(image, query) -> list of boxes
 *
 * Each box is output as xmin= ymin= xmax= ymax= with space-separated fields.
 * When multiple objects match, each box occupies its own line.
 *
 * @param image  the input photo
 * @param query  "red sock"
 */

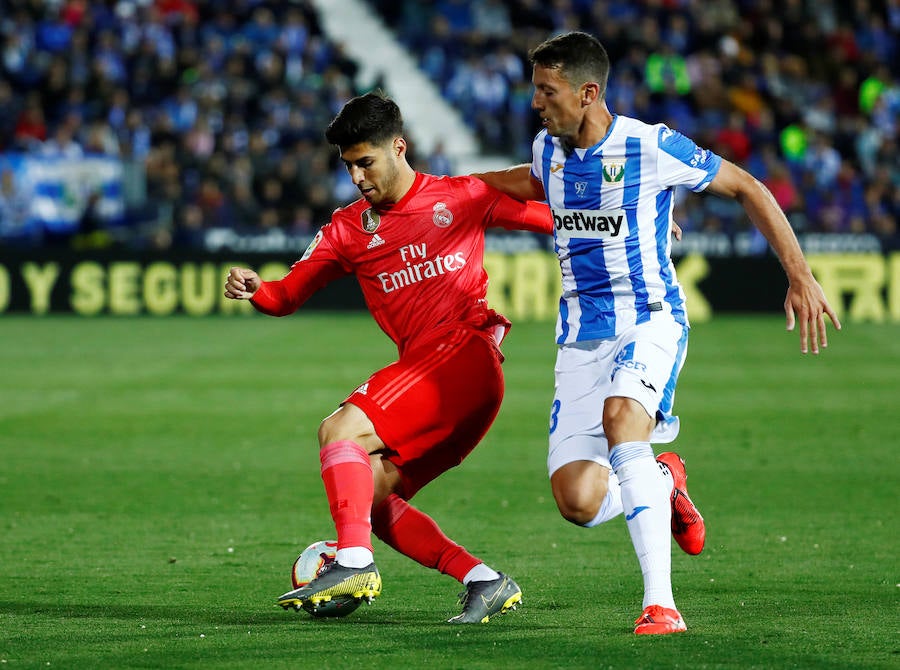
xmin=372 ymin=494 xmax=480 ymax=582
xmin=319 ymin=440 xmax=374 ymax=552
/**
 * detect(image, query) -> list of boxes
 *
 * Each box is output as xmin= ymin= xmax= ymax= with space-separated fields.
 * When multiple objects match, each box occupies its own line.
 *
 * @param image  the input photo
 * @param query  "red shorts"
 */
xmin=345 ymin=327 xmax=505 ymax=499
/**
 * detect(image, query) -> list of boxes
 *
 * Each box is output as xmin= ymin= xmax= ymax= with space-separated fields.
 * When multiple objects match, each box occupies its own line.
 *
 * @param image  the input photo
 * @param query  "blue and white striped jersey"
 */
xmin=531 ymin=115 xmax=722 ymax=344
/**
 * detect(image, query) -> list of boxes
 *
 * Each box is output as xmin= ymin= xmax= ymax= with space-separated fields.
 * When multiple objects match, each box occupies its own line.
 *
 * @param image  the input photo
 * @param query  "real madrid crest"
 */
xmin=432 ymin=201 xmax=453 ymax=228
xmin=361 ymin=208 xmax=381 ymax=234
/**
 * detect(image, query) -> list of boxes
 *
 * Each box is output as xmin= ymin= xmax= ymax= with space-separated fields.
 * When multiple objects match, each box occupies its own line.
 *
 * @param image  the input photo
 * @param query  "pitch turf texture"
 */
xmin=1 ymin=314 xmax=896 ymax=669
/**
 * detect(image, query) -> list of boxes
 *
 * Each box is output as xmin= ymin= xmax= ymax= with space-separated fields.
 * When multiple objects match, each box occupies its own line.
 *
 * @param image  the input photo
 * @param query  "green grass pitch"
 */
xmin=0 ymin=313 xmax=896 ymax=669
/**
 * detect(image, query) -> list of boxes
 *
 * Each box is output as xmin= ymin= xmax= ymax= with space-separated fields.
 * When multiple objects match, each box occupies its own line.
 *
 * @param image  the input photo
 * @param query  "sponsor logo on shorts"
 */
xmin=640 ymin=379 xmax=657 ymax=392
xmin=610 ymin=346 xmax=647 ymax=381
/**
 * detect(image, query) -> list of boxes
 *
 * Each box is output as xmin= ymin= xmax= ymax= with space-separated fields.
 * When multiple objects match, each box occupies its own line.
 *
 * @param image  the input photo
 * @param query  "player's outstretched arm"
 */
xmin=706 ymin=161 xmax=841 ymax=354
xmin=472 ymin=164 xmax=545 ymax=202
xmin=224 ymin=267 xmax=261 ymax=300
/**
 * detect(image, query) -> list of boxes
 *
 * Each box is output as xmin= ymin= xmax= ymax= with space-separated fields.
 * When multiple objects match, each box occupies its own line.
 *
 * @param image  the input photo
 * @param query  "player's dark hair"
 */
xmin=529 ymin=31 xmax=610 ymax=97
xmin=325 ymin=91 xmax=403 ymax=148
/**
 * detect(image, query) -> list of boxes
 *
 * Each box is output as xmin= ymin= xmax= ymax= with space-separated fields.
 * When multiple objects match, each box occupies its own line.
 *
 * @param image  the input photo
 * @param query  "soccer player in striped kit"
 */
xmin=224 ymin=92 xmax=552 ymax=623
xmin=475 ymin=31 xmax=840 ymax=634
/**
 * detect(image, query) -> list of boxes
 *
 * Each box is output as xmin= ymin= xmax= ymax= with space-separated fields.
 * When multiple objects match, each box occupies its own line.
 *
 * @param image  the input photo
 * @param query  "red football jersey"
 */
xmin=251 ymin=172 xmax=552 ymax=353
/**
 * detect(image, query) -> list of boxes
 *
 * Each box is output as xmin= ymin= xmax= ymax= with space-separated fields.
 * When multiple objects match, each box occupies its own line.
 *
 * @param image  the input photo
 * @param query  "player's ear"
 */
xmin=581 ymin=82 xmax=600 ymax=106
xmin=393 ymin=137 xmax=406 ymax=157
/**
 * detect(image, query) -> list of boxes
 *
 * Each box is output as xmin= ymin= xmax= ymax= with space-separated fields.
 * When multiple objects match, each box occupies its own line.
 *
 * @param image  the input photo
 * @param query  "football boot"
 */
xmin=657 ymin=451 xmax=706 ymax=555
xmin=277 ymin=561 xmax=381 ymax=610
xmin=447 ymin=572 xmax=522 ymax=624
xmin=634 ymin=604 xmax=687 ymax=634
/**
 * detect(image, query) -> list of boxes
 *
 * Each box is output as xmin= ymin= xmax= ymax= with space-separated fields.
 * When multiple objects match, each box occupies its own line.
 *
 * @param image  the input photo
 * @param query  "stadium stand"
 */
xmin=0 ymin=0 xmax=362 ymax=249
xmin=366 ymin=0 xmax=899 ymax=245
xmin=0 ymin=0 xmax=897 ymax=250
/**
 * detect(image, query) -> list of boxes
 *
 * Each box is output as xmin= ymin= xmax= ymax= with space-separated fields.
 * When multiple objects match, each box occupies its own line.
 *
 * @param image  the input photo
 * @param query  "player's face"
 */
xmin=532 ymin=64 xmax=586 ymax=142
xmin=339 ymin=139 xmax=405 ymax=207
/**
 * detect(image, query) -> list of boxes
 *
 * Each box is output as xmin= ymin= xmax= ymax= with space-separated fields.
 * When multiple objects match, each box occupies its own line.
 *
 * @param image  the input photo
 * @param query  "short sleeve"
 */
xmin=656 ymin=126 xmax=722 ymax=192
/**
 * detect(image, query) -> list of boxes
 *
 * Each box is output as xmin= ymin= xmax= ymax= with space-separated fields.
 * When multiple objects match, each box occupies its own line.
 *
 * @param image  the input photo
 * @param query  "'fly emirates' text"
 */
xmin=377 ymin=243 xmax=467 ymax=293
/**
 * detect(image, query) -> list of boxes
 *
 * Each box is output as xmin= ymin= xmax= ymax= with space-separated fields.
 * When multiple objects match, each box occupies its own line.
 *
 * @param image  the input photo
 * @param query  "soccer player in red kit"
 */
xmin=224 ymin=92 xmax=552 ymax=623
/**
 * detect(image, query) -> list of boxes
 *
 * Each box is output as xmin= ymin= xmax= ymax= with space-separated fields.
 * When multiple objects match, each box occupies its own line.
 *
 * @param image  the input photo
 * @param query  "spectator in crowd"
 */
xmin=0 ymin=166 xmax=34 ymax=243
xmin=0 ymin=79 xmax=21 ymax=150
xmin=425 ymin=140 xmax=454 ymax=176
xmin=762 ymin=158 xmax=801 ymax=215
xmin=40 ymin=112 xmax=84 ymax=159
xmin=12 ymin=94 xmax=47 ymax=149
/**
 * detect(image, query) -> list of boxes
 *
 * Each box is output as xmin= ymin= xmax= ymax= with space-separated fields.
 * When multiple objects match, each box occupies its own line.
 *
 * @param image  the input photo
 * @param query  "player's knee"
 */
xmin=317 ymin=413 xmax=340 ymax=446
xmin=554 ymin=494 xmax=605 ymax=526
xmin=551 ymin=481 xmax=607 ymax=526
xmin=602 ymin=396 xmax=653 ymax=443
xmin=550 ymin=461 xmax=611 ymax=525
xmin=317 ymin=404 xmax=379 ymax=448
xmin=557 ymin=501 xmax=598 ymax=525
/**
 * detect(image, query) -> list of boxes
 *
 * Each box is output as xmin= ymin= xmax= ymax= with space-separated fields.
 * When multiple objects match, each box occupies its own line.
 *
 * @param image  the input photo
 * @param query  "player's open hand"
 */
xmin=224 ymin=267 xmax=261 ymax=300
xmin=784 ymin=278 xmax=841 ymax=354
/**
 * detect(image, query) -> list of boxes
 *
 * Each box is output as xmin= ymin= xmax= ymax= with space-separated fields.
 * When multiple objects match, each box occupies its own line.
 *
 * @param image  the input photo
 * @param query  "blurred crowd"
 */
xmin=0 ymin=0 xmax=898 ymax=250
xmin=372 ymin=0 xmax=899 ymax=244
xmin=0 ymin=0 xmax=364 ymax=248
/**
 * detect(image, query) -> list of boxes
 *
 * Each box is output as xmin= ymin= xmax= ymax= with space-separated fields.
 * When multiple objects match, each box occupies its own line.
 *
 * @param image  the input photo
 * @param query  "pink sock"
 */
xmin=372 ymin=493 xmax=479 ymax=582
xmin=319 ymin=440 xmax=374 ymax=552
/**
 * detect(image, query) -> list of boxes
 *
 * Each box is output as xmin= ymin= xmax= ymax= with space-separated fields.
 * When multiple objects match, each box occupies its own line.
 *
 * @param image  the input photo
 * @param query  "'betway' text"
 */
xmin=552 ymin=208 xmax=629 ymax=239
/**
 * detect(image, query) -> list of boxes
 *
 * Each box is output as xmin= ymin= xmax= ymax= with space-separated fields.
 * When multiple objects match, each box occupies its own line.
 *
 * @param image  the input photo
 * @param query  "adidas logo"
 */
xmin=367 ymin=234 xmax=385 ymax=249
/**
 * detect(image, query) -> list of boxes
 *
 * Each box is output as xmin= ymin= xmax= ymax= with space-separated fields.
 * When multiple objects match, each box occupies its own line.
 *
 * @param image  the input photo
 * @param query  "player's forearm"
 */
xmin=250 ymin=255 xmax=344 ymax=316
xmin=249 ymin=281 xmax=301 ymax=317
xmin=737 ymin=179 xmax=815 ymax=284
xmin=472 ymin=164 xmax=539 ymax=201
xmin=710 ymin=161 xmax=814 ymax=284
xmin=491 ymin=196 xmax=553 ymax=235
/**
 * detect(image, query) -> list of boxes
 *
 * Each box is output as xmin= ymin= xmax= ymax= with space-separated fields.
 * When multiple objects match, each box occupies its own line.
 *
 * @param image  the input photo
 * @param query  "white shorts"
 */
xmin=547 ymin=318 xmax=689 ymax=477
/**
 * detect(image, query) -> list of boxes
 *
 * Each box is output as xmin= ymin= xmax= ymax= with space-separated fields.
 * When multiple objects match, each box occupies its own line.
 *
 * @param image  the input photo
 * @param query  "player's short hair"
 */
xmin=325 ymin=91 xmax=403 ymax=148
xmin=529 ymin=32 xmax=610 ymax=97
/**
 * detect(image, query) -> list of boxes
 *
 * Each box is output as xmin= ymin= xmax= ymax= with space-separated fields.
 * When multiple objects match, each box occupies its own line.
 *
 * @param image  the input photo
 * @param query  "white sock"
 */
xmin=582 ymin=470 xmax=623 ymax=527
xmin=335 ymin=547 xmax=374 ymax=568
xmin=610 ymin=441 xmax=676 ymax=610
xmin=462 ymin=563 xmax=501 ymax=585
xmin=658 ymin=459 xmax=675 ymax=494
